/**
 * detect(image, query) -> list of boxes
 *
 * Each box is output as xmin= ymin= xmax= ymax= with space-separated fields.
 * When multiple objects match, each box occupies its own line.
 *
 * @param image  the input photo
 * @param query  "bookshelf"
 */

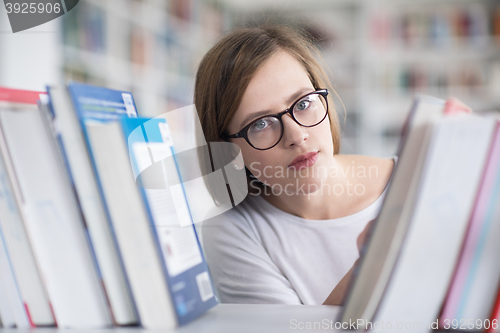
xmin=1 ymin=3 xmax=500 ymax=330
xmin=221 ymin=0 xmax=500 ymax=156
xmin=3 ymin=0 xmax=498 ymax=156
xmin=357 ymin=0 xmax=500 ymax=156
xmin=60 ymin=0 xmax=224 ymax=118
xmin=0 ymin=304 xmax=342 ymax=332
xmin=0 ymin=7 xmax=61 ymax=92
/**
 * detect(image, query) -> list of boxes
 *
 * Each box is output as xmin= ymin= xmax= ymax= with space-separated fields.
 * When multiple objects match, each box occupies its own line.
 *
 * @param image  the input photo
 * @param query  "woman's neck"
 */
xmin=259 ymin=155 xmax=394 ymax=220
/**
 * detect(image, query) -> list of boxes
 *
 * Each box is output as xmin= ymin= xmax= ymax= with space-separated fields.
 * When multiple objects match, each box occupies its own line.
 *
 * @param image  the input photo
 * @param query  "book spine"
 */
xmin=47 ymin=86 xmax=138 ymax=326
xmin=0 ymin=149 xmax=55 ymax=326
xmin=0 ymin=109 xmax=55 ymax=327
xmin=121 ymin=118 xmax=216 ymax=326
xmin=0 ymin=108 xmax=112 ymax=328
xmin=44 ymin=95 xmax=116 ymax=325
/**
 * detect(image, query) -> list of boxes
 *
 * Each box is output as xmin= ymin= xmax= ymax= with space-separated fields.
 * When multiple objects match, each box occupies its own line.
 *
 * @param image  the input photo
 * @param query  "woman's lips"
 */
xmin=287 ymin=152 xmax=318 ymax=170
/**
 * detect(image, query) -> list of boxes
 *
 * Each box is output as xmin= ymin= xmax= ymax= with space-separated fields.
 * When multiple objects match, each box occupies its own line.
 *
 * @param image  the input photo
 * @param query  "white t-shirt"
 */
xmin=200 ymin=157 xmax=396 ymax=305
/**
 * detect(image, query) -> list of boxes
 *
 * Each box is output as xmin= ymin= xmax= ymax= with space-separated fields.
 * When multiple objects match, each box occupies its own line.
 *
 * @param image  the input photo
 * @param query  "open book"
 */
xmin=340 ymin=96 xmax=500 ymax=332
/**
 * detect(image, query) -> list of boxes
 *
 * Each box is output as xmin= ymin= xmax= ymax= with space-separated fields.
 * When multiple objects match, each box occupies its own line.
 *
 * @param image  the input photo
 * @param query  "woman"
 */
xmin=195 ymin=25 xmax=396 ymax=306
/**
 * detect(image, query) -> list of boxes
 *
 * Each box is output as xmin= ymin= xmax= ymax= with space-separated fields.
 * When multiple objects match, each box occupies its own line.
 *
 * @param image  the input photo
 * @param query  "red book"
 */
xmin=0 ymin=86 xmax=45 ymax=105
xmin=487 ymin=291 xmax=500 ymax=333
xmin=443 ymin=96 xmax=472 ymax=115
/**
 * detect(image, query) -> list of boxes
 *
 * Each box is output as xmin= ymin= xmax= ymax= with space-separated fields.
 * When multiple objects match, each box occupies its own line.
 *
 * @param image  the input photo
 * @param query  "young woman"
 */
xmin=195 ymin=25 xmax=396 ymax=306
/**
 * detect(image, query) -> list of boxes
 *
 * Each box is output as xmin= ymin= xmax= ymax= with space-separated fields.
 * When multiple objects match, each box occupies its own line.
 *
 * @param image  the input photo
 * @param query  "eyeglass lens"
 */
xmin=247 ymin=92 xmax=327 ymax=149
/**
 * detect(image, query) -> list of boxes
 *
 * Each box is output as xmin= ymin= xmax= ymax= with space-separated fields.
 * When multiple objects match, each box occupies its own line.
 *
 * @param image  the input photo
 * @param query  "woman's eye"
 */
xmin=251 ymin=118 xmax=270 ymax=131
xmin=295 ymin=99 xmax=311 ymax=111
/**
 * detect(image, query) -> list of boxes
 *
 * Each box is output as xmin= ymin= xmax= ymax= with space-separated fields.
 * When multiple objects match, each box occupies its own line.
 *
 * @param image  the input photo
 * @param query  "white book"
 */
xmin=0 ymin=105 xmax=54 ymax=327
xmin=372 ymin=114 xmax=497 ymax=332
xmin=47 ymin=86 xmax=137 ymax=326
xmin=85 ymin=121 xmax=177 ymax=329
xmin=340 ymin=96 xmax=445 ymax=326
xmin=0 ymin=225 xmax=30 ymax=328
xmin=0 ymin=108 xmax=112 ymax=328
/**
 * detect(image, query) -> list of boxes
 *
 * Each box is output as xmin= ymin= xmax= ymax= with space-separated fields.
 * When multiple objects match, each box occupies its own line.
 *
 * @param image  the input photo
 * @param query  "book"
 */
xmin=121 ymin=116 xmax=218 ymax=324
xmin=67 ymin=82 xmax=183 ymax=329
xmin=84 ymin=117 xmax=178 ymax=329
xmin=0 ymin=86 xmax=45 ymax=105
xmin=488 ymin=290 xmax=500 ymax=332
xmin=340 ymin=95 xmax=446 ymax=326
xmin=439 ymin=121 xmax=500 ymax=325
xmin=371 ymin=113 xmax=497 ymax=330
xmin=0 ymin=91 xmax=112 ymax=328
xmin=47 ymin=85 xmax=138 ymax=326
xmin=0 ymin=87 xmax=55 ymax=327
xmin=70 ymin=81 xmax=219 ymax=326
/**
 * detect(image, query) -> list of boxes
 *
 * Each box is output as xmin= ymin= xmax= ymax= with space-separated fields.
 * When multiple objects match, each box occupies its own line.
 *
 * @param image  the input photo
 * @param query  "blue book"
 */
xmin=67 ymin=82 xmax=216 ymax=328
xmin=67 ymin=82 xmax=138 ymax=121
xmin=48 ymin=84 xmax=138 ymax=326
xmin=121 ymin=117 xmax=217 ymax=326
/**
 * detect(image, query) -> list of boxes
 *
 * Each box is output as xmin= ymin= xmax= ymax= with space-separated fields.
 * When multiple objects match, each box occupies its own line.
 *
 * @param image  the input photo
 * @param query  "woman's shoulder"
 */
xmin=336 ymin=154 xmax=395 ymax=179
xmin=335 ymin=154 xmax=396 ymax=212
xmin=200 ymin=196 xmax=263 ymax=246
xmin=336 ymin=153 xmax=395 ymax=168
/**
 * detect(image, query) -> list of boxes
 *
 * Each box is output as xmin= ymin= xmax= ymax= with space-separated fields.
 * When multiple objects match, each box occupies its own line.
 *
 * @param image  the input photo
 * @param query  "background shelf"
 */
xmin=0 ymin=0 xmax=499 ymax=156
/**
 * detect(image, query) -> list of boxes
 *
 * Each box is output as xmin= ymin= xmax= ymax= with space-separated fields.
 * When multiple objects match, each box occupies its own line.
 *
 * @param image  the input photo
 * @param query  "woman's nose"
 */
xmin=281 ymin=114 xmax=308 ymax=147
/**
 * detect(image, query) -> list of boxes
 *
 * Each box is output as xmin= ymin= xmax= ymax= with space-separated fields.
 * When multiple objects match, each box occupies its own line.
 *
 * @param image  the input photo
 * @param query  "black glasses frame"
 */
xmin=223 ymin=89 xmax=329 ymax=151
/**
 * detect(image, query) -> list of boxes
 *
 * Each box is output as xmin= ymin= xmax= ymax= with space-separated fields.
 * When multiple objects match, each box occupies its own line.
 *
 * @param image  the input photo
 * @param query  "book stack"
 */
xmin=0 ymin=84 xmax=217 ymax=329
xmin=340 ymin=96 xmax=500 ymax=332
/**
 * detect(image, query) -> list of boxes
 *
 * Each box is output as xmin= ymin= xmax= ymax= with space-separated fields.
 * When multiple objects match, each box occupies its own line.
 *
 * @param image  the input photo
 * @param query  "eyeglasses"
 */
xmin=223 ymin=89 xmax=329 ymax=150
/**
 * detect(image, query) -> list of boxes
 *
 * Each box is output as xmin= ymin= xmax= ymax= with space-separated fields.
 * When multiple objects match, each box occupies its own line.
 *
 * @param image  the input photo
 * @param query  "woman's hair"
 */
xmin=194 ymin=25 xmax=342 ymax=200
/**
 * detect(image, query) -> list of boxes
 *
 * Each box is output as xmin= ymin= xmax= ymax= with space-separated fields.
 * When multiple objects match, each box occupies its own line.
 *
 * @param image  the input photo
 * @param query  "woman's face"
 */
xmin=226 ymin=50 xmax=335 ymax=196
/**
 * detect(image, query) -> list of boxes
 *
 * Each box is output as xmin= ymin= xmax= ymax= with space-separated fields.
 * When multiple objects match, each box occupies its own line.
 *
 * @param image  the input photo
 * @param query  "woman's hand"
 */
xmin=322 ymin=219 xmax=375 ymax=305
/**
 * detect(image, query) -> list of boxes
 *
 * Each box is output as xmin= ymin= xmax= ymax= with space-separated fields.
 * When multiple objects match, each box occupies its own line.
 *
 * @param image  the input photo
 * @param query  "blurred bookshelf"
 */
xmin=222 ymin=0 xmax=500 ymax=156
xmin=60 ymin=0 xmax=225 ymax=118
xmin=2 ymin=0 xmax=500 ymax=156
xmin=357 ymin=0 xmax=500 ymax=157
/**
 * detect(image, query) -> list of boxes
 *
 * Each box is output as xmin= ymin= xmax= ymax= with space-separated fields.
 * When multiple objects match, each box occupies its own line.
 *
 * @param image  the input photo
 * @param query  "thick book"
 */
xmin=66 ymin=82 xmax=177 ymax=328
xmin=82 ymin=118 xmax=179 ymax=329
xmin=439 ymin=121 xmax=500 ymax=324
xmin=121 ymin=117 xmax=218 ymax=325
xmin=73 ymin=81 xmax=218 ymax=327
xmin=340 ymin=95 xmax=446 ymax=326
xmin=371 ymin=113 xmax=497 ymax=330
xmin=0 ymin=87 xmax=55 ymax=327
xmin=0 ymin=93 xmax=112 ymax=328
xmin=47 ymin=85 xmax=138 ymax=326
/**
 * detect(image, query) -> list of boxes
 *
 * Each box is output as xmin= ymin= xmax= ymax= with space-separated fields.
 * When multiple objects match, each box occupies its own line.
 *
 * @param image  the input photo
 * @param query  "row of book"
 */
xmin=372 ymin=62 xmax=488 ymax=97
xmin=368 ymin=4 xmax=498 ymax=49
xmin=340 ymin=97 xmax=500 ymax=332
xmin=0 ymin=84 xmax=217 ymax=329
xmin=61 ymin=0 xmax=221 ymax=70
